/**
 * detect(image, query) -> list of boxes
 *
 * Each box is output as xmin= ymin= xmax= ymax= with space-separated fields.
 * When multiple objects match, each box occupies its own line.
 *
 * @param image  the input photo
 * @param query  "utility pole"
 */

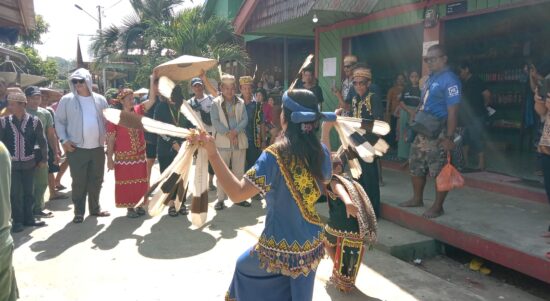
xmin=74 ymin=4 xmax=107 ymax=92
xmin=97 ymin=5 xmax=107 ymax=92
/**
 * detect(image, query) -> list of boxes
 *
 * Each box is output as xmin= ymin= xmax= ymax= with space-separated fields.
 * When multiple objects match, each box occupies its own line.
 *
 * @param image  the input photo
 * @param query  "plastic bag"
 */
xmin=436 ymin=152 xmax=464 ymax=192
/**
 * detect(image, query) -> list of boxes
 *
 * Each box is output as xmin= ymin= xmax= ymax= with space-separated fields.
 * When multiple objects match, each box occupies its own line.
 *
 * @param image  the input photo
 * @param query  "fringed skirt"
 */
xmin=225 ymin=247 xmax=317 ymax=301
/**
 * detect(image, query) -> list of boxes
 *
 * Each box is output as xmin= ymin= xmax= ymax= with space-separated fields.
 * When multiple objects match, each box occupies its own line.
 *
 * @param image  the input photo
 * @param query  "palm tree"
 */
xmin=91 ymin=0 xmax=183 ymax=60
xmin=90 ymin=1 xmax=249 ymax=88
xmin=166 ymin=6 xmax=250 ymax=74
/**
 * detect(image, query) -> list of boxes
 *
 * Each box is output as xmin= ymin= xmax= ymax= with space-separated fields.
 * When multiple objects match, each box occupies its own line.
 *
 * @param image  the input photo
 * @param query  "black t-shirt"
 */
xmin=459 ymin=75 xmax=488 ymax=125
xmin=144 ymin=98 xmax=159 ymax=144
xmin=153 ymin=101 xmax=194 ymax=157
xmin=401 ymin=86 xmax=421 ymax=107
xmin=295 ymin=80 xmax=324 ymax=103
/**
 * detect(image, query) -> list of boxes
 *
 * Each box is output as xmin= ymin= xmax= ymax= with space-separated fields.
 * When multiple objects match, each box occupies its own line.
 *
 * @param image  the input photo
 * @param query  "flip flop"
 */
xmin=73 ymin=216 xmax=84 ymax=223
xmin=214 ymin=201 xmax=225 ymax=210
xmin=469 ymin=258 xmax=484 ymax=271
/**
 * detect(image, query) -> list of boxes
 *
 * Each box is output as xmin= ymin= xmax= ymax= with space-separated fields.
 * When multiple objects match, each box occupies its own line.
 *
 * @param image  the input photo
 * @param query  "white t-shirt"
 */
xmin=78 ymin=96 xmax=101 ymax=149
xmin=191 ymin=94 xmax=213 ymax=132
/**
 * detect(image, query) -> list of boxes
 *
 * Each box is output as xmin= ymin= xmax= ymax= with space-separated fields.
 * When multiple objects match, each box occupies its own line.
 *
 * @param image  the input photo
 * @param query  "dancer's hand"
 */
xmin=192 ymin=132 xmax=217 ymax=157
xmin=344 ymin=202 xmax=358 ymax=218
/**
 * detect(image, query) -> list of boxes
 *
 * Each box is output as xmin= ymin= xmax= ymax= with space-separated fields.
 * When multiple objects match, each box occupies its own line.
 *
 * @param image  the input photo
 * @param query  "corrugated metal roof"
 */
xmin=0 ymin=0 xmax=36 ymax=33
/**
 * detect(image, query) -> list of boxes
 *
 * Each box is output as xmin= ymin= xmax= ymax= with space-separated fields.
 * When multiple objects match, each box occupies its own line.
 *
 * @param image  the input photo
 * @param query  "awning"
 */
xmin=0 ymin=0 xmax=36 ymax=33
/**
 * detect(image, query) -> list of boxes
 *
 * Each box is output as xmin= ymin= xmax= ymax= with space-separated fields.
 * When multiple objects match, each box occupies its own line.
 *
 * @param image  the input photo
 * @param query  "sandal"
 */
xmin=136 ymin=207 xmax=146 ymax=216
xmin=168 ymin=206 xmax=178 ymax=217
xmin=73 ymin=216 xmax=84 ymax=223
xmin=126 ymin=209 xmax=140 ymax=218
xmin=91 ymin=211 xmax=110 ymax=217
xmin=235 ymin=201 xmax=251 ymax=207
xmin=178 ymin=206 xmax=188 ymax=216
xmin=214 ymin=201 xmax=225 ymax=210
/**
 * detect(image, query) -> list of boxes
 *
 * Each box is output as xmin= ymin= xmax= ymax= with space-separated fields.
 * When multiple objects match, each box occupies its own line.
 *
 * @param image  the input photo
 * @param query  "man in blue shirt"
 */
xmin=400 ymin=45 xmax=461 ymax=218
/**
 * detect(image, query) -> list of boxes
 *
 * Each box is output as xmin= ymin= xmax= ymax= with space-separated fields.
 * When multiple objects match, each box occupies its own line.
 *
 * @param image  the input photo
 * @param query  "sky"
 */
xmin=34 ymin=0 xmax=204 ymax=60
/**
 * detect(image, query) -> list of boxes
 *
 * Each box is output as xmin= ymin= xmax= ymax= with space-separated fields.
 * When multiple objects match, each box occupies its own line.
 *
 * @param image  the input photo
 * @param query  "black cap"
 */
xmin=24 ymin=86 xmax=41 ymax=97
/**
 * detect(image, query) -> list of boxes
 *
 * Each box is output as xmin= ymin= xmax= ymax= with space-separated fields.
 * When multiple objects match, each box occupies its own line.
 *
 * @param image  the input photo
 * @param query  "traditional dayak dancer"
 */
xmin=346 ymin=66 xmax=384 ymax=216
xmin=106 ymin=88 xmax=156 ymax=217
xmin=194 ymin=89 xmax=334 ymax=301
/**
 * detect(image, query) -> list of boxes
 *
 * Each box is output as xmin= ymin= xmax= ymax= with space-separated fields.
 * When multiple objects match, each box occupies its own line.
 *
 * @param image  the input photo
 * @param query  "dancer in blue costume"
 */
xmin=194 ymin=89 xmax=335 ymax=301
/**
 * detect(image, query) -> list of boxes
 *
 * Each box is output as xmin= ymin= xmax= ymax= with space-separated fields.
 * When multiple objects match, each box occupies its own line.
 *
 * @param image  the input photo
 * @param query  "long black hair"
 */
xmin=278 ymin=89 xmax=324 ymax=181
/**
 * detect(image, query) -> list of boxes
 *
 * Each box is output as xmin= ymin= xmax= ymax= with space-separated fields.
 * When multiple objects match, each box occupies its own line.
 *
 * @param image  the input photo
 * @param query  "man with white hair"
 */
xmin=210 ymin=73 xmax=249 ymax=210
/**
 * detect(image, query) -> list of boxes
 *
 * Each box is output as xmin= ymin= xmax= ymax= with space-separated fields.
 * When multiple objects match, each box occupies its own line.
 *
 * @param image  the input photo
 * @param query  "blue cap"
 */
xmin=190 ymin=77 xmax=203 ymax=86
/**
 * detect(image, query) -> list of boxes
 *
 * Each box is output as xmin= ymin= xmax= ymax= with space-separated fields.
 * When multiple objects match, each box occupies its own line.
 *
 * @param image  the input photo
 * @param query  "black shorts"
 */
xmin=47 ymin=146 xmax=60 ymax=173
xmin=146 ymin=143 xmax=157 ymax=159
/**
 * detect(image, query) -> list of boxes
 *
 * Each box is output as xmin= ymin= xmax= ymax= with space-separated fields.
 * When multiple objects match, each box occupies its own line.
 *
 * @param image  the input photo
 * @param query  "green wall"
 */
xmin=317 ymin=0 xmax=546 ymax=112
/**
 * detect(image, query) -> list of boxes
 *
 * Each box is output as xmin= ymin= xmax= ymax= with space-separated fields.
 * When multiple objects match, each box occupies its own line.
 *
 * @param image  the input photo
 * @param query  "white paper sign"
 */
xmin=422 ymin=40 xmax=439 ymax=56
xmin=323 ymin=57 xmax=337 ymax=77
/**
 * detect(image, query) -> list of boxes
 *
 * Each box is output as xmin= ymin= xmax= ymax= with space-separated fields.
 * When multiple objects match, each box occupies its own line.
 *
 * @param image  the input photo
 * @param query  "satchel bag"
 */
xmin=409 ymin=110 xmax=444 ymax=139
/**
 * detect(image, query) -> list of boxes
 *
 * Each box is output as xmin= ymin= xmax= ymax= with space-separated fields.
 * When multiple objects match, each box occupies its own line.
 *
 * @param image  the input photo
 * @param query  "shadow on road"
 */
xmin=138 ymin=214 xmax=217 ymax=259
xmin=91 ymin=215 xmax=151 ymax=250
xmin=29 ymin=217 xmax=105 ymax=261
xmin=324 ymin=284 xmax=382 ymax=301
xmin=45 ymin=190 xmax=73 ymax=212
xmin=207 ymin=197 xmax=264 ymax=239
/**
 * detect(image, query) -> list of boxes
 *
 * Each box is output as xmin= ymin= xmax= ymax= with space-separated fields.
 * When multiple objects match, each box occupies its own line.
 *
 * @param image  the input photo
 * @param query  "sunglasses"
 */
xmin=352 ymin=80 xmax=370 ymax=86
xmin=343 ymin=64 xmax=354 ymax=69
xmin=71 ymin=79 xmax=85 ymax=84
xmin=423 ymin=56 xmax=442 ymax=63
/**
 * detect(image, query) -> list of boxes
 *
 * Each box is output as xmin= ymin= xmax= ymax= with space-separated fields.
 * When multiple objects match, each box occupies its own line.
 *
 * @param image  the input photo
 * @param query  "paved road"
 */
xmin=11 ymin=166 xmax=487 ymax=301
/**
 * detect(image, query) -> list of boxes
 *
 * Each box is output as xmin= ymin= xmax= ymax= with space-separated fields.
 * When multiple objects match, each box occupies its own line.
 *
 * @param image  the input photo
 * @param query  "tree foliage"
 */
xmin=90 ymin=1 xmax=249 ymax=89
xmin=20 ymin=15 xmax=49 ymax=46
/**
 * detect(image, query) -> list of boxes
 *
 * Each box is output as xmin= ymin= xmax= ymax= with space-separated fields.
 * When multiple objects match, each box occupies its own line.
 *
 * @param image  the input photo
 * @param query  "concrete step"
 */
xmin=379 ymin=168 xmax=550 ymax=284
xmin=375 ymin=219 xmax=441 ymax=262
xmin=316 ymin=204 xmax=441 ymax=262
xmin=382 ymin=160 xmax=548 ymax=204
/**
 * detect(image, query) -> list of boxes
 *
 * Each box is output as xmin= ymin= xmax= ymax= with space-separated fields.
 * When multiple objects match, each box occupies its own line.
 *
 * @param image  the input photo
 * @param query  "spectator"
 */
xmin=534 ymin=81 xmax=550 ymax=258
xmin=0 ymin=89 xmax=48 ymax=232
xmin=55 ymin=68 xmax=110 ymax=224
xmin=0 ymin=141 xmax=18 ymax=300
xmin=210 ymin=73 xmax=248 ymax=210
xmin=38 ymin=91 xmax=67 ymax=201
xmin=333 ymin=55 xmax=357 ymax=113
xmin=397 ymin=71 xmax=421 ymax=160
xmin=399 ymin=45 xmax=461 ymax=218
xmin=345 ymin=63 xmax=382 ymax=107
xmin=255 ymin=80 xmax=267 ymax=97
xmin=345 ymin=67 xmax=384 ymax=216
xmin=241 ymin=76 xmax=265 ymax=204
xmin=0 ymin=77 xmax=7 ymax=117
xmin=271 ymin=80 xmax=283 ymax=95
xmin=188 ymin=73 xmax=219 ymax=190
xmin=144 ymin=77 xmax=160 ymax=188
xmin=458 ymin=62 xmax=491 ymax=170
xmin=106 ymin=89 xmax=153 ymax=218
xmin=24 ymin=86 xmax=60 ymax=219
xmin=295 ymin=67 xmax=324 ymax=108
xmin=386 ymin=74 xmax=406 ymax=148
xmin=154 ymin=85 xmax=194 ymax=217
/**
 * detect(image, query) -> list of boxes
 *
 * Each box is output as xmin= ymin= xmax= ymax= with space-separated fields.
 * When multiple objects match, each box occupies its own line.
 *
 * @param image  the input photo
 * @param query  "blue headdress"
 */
xmin=282 ymin=90 xmax=336 ymax=122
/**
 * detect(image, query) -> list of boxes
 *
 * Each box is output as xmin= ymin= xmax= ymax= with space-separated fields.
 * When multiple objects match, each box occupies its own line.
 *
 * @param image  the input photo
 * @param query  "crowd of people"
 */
xmin=1 ymin=43 xmax=550 ymax=300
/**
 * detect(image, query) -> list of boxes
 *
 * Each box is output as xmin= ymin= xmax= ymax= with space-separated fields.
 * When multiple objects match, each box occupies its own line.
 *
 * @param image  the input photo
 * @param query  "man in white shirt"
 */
xmin=188 ymin=74 xmax=218 ymax=190
xmin=55 ymin=68 xmax=110 ymax=223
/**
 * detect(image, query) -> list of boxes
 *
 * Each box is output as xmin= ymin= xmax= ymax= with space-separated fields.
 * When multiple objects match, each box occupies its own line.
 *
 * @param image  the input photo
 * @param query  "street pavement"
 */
xmin=11 ymin=165 xmax=489 ymax=301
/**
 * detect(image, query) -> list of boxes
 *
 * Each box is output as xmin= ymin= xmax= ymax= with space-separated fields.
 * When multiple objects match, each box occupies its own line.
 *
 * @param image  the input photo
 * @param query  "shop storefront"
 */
xmin=315 ymin=0 xmax=550 ymax=179
xmin=443 ymin=2 xmax=550 ymax=178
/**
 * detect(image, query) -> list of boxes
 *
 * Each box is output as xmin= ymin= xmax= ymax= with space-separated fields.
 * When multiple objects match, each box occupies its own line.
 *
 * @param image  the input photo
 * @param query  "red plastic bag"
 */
xmin=436 ymin=152 xmax=464 ymax=192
